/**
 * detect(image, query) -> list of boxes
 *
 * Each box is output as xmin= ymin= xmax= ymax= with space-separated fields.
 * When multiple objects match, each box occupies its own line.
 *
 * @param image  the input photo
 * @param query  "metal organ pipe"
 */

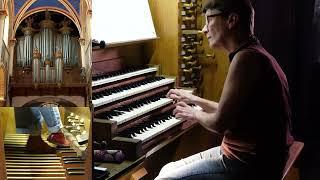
xmin=22 ymin=18 xmax=34 ymax=68
xmin=55 ymin=50 xmax=63 ymax=85
xmin=45 ymin=60 xmax=50 ymax=84
xmin=59 ymin=19 xmax=72 ymax=67
xmin=40 ymin=11 xmax=55 ymax=64
xmin=32 ymin=48 xmax=41 ymax=86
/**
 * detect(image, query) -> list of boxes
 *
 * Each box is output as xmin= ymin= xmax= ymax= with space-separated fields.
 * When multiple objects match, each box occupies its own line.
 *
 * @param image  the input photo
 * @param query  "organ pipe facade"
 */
xmin=15 ymin=11 xmax=80 ymax=86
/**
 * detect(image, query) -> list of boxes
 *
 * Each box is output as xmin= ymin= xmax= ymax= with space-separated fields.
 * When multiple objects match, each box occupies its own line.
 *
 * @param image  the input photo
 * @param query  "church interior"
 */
xmin=91 ymin=0 xmax=320 ymax=180
xmin=0 ymin=0 xmax=92 ymax=107
xmin=0 ymin=0 xmax=93 ymax=179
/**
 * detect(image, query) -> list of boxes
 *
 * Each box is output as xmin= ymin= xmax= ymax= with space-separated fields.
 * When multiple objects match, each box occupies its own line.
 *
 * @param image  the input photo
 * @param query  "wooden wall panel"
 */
xmin=146 ymin=0 xmax=179 ymax=77
xmin=199 ymin=44 xmax=229 ymax=101
xmin=0 ymin=68 xmax=4 ymax=102
xmin=0 ymin=109 xmax=7 ymax=180
xmin=92 ymin=44 xmax=145 ymax=75
xmin=0 ymin=107 xmax=15 ymax=135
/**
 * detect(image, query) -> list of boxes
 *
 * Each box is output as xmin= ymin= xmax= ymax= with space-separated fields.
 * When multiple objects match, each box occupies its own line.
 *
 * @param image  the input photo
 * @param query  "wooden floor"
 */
xmin=4 ymin=134 xmax=88 ymax=180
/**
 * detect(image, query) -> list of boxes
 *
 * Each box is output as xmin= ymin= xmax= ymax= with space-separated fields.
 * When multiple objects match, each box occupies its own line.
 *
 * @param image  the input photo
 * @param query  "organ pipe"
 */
xmin=39 ymin=11 xmax=55 ymax=64
xmin=59 ymin=18 xmax=72 ymax=67
xmin=32 ymin=48 xmax=41 ymax=87
xmin=22 ymin=18 xmax=34 ymax=68
xmin=45 ymin=60 xmax=51 ymax=84
xmin=55 ymin=50 xmax=63 ymax=86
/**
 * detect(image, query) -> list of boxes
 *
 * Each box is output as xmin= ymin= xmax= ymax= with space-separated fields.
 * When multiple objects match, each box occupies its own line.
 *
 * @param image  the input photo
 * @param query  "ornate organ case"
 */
xmin=10 ymin=11 xmax=89 ymax=107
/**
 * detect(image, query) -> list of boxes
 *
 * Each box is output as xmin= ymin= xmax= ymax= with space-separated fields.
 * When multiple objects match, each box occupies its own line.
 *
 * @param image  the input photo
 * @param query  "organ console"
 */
xmin=91 ymin=39 xmax=210 ymax=179
xmin=92 ymin=63 xmax=181 ymax=159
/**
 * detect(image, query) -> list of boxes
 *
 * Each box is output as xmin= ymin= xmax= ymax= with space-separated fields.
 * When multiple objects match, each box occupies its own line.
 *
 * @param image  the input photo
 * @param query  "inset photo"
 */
xmin=0 ymin=107 xmax=92 ymax=180
xmin=0 ymin=0 xmax=92 ymax=107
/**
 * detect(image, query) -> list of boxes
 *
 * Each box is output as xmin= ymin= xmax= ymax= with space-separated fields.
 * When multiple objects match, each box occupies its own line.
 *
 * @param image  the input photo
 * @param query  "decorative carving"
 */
xmin=80 ymin=67 xmax=86 ymax=81
xmin=78 ymin=38 xmax=86 ymax=46
xmin=22 ymin=17 xmax=35 ymax=35
xmin=45 ymin=10 xmax=51 ymax=20
xmin=55 ymin=49 xmax=63 ymax=58
xmin=9 ymin=39 xmax=16 ymax=46
xmin=44 ymin=59 xmax=51 ymax=66
xmin=87 ymin=9 xmax=92 ymax=16
xmin=0 ymin=9 xmax=8 ymax=16
xmin=40 ymin=10 xmax=55 ymax=29
xmin=33 ymin=48 xmax=41 ymax=59
xmin=59 ymin=18 xmax=72 ymax=34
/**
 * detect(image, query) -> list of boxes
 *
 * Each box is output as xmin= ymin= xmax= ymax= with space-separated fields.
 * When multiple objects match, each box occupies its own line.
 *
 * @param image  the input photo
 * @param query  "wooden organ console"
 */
xmin=0 ymin=108 xmax=92 ymax=180
xmin=91 ymin=42 xmax=207 ymax=179
xmin=92 ymin=65 xmax=184 ymax=159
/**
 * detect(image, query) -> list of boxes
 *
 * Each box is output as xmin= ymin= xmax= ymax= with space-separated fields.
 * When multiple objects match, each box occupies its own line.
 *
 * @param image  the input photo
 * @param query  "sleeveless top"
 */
xmin=220 ymin=36 xmax=294 ymax=164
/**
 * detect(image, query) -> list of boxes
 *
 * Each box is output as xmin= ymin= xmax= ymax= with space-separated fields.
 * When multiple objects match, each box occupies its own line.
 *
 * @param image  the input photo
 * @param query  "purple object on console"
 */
xmin=94 ymin=149 xmax=125 ymax=163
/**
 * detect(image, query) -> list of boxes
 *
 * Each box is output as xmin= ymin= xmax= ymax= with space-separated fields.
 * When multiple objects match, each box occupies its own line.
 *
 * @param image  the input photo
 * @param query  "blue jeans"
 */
xmin=30 ymin=107 xmax=62 ymax=135
xmin=155 ymin=146 xmax=253 ymax=180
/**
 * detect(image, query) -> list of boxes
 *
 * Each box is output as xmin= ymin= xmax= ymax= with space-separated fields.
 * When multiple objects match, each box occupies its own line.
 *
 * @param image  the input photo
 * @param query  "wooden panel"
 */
xmin=92 ymin=44 xmax=146 ymax=76
xmin=0 ymin=67 xmax=4 ymax=99
xmin=85 ymin=117 xmax=92 ymax=180
xmin=198 ymin=44 xmax=230 ymax=101
xmin=0 ymin=108 xmax=15 ymax=136
xmin=12 ymin=67 xmax=84 ymax=85
xmin=10 ymin=86 xmax=87 ymax=96
xmin=0 ymin=110 xmax=7 ymax=179
xmin=284 ymin=167 xmax=299 ymax=180
xmin=146 ymin=0 xmax=179 ymax=77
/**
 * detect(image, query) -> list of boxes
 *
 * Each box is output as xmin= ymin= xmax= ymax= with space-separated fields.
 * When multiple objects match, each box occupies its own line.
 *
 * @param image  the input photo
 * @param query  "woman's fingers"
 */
xmin=166 ymin=89 xmax=179 ymax=97
xmin=176 ymin=101 xmax=188 ymax=107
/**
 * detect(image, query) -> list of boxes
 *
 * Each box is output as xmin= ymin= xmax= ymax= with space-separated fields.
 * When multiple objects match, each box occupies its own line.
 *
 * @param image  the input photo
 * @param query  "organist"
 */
xmin=155 ymin=0 xmax=293 ymax=179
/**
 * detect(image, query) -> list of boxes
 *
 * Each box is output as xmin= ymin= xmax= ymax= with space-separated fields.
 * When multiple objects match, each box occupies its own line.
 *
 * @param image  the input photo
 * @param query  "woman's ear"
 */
xmin=227 ymin=13 xmax=239 ymax=30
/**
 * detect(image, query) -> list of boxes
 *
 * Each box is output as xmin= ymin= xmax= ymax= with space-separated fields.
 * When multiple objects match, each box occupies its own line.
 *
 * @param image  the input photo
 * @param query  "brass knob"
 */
xmin=183 ymin=68 xmax=193 ymax=73
xmin=187 ymin=60 xmax=197 ymax=66
xmin=186 ymin=48 xmax=197 ymax=53
xmin=192 ymin=66 xmax=201 ymax=70
xmin=182 ymin=2 xmax=194 ymax=8
xmin=182 ymin=55 xmax=193 ymax=61
xmin=182 ymin=15 xmax=195 ymax=21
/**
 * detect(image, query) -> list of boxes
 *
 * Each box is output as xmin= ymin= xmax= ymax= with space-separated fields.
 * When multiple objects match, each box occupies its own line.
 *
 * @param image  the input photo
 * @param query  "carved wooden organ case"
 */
xmin=10 ymin=11 xmax=88 ymax=107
